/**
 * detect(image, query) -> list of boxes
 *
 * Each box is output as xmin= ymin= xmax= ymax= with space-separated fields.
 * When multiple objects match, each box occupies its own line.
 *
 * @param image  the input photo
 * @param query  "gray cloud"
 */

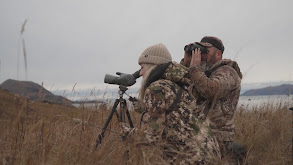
xmin=1 ymin=0 xmax=293 ymax=91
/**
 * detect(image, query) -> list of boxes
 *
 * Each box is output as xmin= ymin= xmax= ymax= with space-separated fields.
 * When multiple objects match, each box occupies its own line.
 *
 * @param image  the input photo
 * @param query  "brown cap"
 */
xmin=196 ymin=36 xmax=225 ymax=53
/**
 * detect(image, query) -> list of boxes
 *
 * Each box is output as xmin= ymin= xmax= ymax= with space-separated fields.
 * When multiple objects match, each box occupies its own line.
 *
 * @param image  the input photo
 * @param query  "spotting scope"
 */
xmin=104 ymin=70 xmax=140 ymax=86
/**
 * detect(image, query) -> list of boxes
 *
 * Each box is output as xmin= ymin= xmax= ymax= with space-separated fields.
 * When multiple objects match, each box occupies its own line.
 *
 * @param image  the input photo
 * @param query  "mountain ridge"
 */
xmin=241 ymin=84 xmax=293 ymax=96
xmin=0 ymin=79 xmax=72 ymax=105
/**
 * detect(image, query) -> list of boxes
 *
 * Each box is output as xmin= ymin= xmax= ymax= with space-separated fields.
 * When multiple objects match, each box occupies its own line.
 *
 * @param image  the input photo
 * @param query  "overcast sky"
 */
xmin=1 ymin=0 xmax=293 ymax=93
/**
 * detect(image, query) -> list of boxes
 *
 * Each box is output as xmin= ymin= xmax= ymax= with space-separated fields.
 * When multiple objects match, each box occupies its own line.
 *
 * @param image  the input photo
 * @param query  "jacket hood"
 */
xmin=210 ymin=59 xmax=243 ymax=79
xmin=145 ymin=62 xmax=192 ymax=88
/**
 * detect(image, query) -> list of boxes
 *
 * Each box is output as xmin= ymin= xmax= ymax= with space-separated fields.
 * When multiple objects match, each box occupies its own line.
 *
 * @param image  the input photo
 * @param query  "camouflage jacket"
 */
xmin=188 ymin=59 xmax=242 ymax=145
xmin=125 ymin=62 xmax=220 ymax=164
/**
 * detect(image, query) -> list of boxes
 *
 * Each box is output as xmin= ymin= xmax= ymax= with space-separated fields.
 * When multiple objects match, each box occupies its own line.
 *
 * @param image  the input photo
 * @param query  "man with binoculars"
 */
xmin=182 ymin=36 xmax=245 ymax=163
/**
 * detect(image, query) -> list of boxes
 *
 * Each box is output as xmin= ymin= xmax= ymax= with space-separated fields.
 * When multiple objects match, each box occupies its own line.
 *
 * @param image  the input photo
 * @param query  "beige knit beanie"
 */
xmin=138 ymin=43 xmax=172 ymax=65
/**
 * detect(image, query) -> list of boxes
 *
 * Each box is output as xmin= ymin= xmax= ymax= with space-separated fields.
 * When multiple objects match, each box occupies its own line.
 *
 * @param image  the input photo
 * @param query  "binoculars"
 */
xmin=184 ymin=43 xmax=208 ymax=54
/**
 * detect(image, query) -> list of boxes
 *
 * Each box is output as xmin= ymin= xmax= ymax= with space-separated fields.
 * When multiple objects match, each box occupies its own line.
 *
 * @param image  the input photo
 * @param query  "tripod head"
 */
xmin=118 ymin=85 xmax=128 ymax=96
xmin=118 ymin=85 xmax=137 ymax=102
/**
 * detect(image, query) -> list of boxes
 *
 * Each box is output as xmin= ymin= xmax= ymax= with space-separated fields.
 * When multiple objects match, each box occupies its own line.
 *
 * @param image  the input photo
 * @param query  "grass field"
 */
xmin=0 ymin=88 xmax=292 ymax=165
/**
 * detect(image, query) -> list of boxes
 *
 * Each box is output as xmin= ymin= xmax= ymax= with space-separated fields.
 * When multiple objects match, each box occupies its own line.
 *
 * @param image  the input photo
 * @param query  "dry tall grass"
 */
xmin=0 ymin=89 xmax=292 ymax=165
xmin=234 ymin=102 xmax=292 ymax=165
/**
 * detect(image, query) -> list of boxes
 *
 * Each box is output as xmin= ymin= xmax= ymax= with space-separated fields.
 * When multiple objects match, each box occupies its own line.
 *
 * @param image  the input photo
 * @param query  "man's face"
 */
xmin=201 ymin=47 xmax=218 ymax=65
xmin=201 ymin=47 xmax=221 ymax=67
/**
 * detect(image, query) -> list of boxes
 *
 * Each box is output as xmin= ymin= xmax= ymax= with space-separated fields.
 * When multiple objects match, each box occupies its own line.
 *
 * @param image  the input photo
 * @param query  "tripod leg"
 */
xmin=95 ymin=99 xmax=119 ymax=148
xmin=123 ymin=99 xmax=134 ymax=128
xmin=115 ymin=107 xmax=119 ymax=120
xmin=121 ymin=99 xmax=126 ymax=123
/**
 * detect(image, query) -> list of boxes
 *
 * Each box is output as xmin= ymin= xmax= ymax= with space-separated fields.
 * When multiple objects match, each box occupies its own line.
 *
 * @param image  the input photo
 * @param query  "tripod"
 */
xmin=95 ymin=85 xmax=134 ymax=148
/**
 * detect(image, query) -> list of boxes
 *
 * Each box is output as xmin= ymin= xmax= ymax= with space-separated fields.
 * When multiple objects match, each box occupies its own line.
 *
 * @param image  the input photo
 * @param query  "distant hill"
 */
xmin=241 ymin=84 xmax=293 ymax=96
xmin=0 ymin=79 xmax=72 ymax=105
xmin=240 ymin=80 xmax=293 ymax=94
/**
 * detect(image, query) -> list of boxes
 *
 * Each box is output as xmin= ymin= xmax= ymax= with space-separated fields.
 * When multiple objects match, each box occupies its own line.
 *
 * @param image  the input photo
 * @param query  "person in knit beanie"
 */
xmin=121 ymin=43 xmax=221 ymax=164
xmin=131 ymin=43 xmax=172 ymax=113
xmin=137 ymin=43 xmax=172 ymax=100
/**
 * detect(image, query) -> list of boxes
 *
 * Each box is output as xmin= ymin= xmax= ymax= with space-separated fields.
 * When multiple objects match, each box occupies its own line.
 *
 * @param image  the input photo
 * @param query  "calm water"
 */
xmin=238 ymin=95 xmax=293 ymax=109
xmin=73 ymin=95 xmax=293 ymax=110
